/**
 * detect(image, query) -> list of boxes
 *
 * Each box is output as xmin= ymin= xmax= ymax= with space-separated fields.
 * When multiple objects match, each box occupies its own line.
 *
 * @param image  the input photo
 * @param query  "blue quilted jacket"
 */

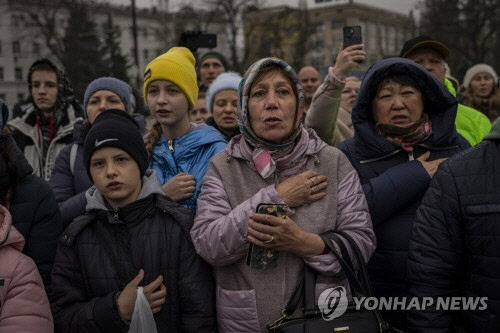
xmin=150 ymin=123 xmax=227 ymax=211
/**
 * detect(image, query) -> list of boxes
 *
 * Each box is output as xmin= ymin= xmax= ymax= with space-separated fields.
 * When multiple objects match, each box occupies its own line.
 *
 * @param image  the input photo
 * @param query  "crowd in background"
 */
xmin=0 ymin=32 xmax=499 ymax=333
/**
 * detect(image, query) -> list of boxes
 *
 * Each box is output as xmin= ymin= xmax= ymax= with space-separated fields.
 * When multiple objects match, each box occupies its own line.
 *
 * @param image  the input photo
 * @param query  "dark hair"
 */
xmin=28 ymin=60 xmax=58 ymax=88
xmin=374 ymin=74 xmax=421 ymax=97
xmin=0 ymin=136 xmax=21 ymax=207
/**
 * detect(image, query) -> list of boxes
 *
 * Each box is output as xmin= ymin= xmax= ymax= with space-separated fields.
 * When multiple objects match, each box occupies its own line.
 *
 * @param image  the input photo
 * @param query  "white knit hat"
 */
xmin=206 ymin=72 xmax=242 ymax=113
xmin=463 ymin=64 xmax=498 ymax=89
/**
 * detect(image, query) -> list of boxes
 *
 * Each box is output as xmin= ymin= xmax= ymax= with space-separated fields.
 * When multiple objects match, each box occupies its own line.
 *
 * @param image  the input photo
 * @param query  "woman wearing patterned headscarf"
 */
xmin=191 ymin=57 xmax=375 ymax=332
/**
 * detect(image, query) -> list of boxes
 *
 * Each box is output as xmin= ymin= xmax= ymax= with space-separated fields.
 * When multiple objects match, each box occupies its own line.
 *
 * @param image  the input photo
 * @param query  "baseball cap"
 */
xmin=399 ymin=35 xmax=450 ymax=59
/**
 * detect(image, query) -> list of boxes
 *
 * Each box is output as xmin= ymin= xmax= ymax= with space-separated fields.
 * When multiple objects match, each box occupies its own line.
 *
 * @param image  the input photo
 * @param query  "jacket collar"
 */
xmin=85 ymin=170 xmax=164 ymax=212
xmin=8 ymin=102 xmax=80 ymax=141
xmin=154 ymin=122 xmax=227 ymax=150
xmin=61 ymin=171 xmax=192 ymax=247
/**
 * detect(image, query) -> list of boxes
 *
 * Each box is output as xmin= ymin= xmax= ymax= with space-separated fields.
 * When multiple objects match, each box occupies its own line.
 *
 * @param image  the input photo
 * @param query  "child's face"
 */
xmin=89 ymin=147 xmax=142 ymax=209
xmin=147 ymin=80 xmax=190 ymax=128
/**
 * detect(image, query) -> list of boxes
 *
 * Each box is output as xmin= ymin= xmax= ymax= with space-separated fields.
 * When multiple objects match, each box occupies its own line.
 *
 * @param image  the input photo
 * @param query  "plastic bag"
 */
xmin=128 ymin=286 xmax=158 ymax=333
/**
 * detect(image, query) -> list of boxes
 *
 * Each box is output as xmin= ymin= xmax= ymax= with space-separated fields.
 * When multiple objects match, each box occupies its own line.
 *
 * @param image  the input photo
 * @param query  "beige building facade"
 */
xmin=245 ymin=1 xmax=416 ymax=76
xmin=306 ymin=2 xmax=416 ymax=73
xmin=0 ymin=0 xmax=229 ymax=109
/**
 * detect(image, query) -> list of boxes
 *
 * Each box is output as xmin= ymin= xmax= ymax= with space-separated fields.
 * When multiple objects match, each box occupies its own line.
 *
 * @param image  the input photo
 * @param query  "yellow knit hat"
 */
xmin=143 ymin=47 xmax=198 ymax=108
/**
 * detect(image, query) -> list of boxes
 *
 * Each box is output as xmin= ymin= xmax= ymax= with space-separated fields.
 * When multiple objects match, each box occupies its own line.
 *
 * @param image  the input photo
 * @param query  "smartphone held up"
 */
xmin=343 ymin=26 xmax=363 ymax=64
xmin=343 ymin=25 xmax=362 ymax=48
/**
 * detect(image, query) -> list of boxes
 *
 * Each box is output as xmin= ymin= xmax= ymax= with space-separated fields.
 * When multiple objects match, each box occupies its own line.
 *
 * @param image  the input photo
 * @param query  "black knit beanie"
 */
xmin=84 ymin=109 xmax=148 ymax=180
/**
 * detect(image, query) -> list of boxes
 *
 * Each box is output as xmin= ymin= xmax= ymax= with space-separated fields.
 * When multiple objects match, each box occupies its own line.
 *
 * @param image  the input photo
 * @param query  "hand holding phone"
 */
xmin=246 ymin=204 xmax=287 ymax=269
xmin=342 ymin=26 xmax=364 ymax=65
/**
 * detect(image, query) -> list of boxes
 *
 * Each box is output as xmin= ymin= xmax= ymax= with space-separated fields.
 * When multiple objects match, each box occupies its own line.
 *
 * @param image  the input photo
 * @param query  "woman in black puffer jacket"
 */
xmin=0 ymin=100 xmax=62 ymax=291
xmin=339 ymin=58 xmax=470 ymax=330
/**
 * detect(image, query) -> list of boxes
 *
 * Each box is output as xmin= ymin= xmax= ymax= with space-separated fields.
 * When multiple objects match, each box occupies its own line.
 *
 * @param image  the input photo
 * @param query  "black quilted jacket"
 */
xmin=50 ymin=175 xmax=216 ymax=333
xmin=1 ymin=134 xmax=62 ymax=291
xmin=407 ymin=139 xmax=500 ymax=332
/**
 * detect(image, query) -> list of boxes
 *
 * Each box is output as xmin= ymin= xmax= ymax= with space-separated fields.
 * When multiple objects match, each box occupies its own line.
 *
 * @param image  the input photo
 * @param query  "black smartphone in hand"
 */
xmin=246 ymin=204 xmax=287 ymax=269
xmin=343 ymin=26 xmax=362 ymax=48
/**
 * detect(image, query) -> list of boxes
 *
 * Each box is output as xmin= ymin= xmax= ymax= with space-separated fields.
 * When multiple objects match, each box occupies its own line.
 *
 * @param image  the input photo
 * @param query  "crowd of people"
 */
xmin=0 ymin=33 xmax=499 ymax=333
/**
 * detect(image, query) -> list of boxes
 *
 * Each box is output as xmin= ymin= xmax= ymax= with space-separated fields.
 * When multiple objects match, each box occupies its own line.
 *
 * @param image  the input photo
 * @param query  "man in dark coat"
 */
xmin=407 ymin=116 xmax=500 ymax=332
xmin=339 ymin=58 xmax=470 ymax=329
xmin=50 ymin=109 xmax=216 ymax=332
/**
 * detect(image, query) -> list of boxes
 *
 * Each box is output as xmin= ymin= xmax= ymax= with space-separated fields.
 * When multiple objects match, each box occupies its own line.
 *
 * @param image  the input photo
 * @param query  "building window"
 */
xmin=312 ymin=23 xmax=324 ymax=33
xmin=359 ymin=22 xmax=366 ymax=42
xmin=332 ymin=31 xmax=342 ymax=49
xmin=312 ymin=55 xmax=323 ymax=70
xmin=12 ymin=41 xmax=20 ymax=54
xmin=17 ymin=93 xmax=25 ymax=103
xmin=368 ymin=22 xmax=377 ymax=49
xmin=11 ymin=15 xmax=19 ymax=27
xmin=32 ymin=42 xmax=40 ymax=56
xmin=314 ymin=39 xmax=324 ymax=49
xmin=388 ymin=26 xmax=396 ymax=54
xmin=380 ymin=25 xmax=386 ymax=53
xmin=331 ymin=20 xmax=345 ymax=30
xmin=15 ymin=67 xmax=22 ymax=81
xmin=0 ymin=67 xmax=3 ymax=81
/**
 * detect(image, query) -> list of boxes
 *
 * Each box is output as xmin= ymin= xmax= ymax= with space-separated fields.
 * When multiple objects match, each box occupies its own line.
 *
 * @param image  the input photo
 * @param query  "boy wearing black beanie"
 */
xmin=50 ymin=109 xmax=216 ymax=332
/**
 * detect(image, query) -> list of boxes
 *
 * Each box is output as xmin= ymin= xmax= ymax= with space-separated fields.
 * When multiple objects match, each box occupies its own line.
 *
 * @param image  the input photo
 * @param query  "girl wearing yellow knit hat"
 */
xmin=143 ymin=47 xmax=227 ymax=212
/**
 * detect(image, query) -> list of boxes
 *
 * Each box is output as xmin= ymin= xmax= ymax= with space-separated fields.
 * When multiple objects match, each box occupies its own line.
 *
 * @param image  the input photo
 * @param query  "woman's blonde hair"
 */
xmin=144 ymin=121 xmax=163 ymax=159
